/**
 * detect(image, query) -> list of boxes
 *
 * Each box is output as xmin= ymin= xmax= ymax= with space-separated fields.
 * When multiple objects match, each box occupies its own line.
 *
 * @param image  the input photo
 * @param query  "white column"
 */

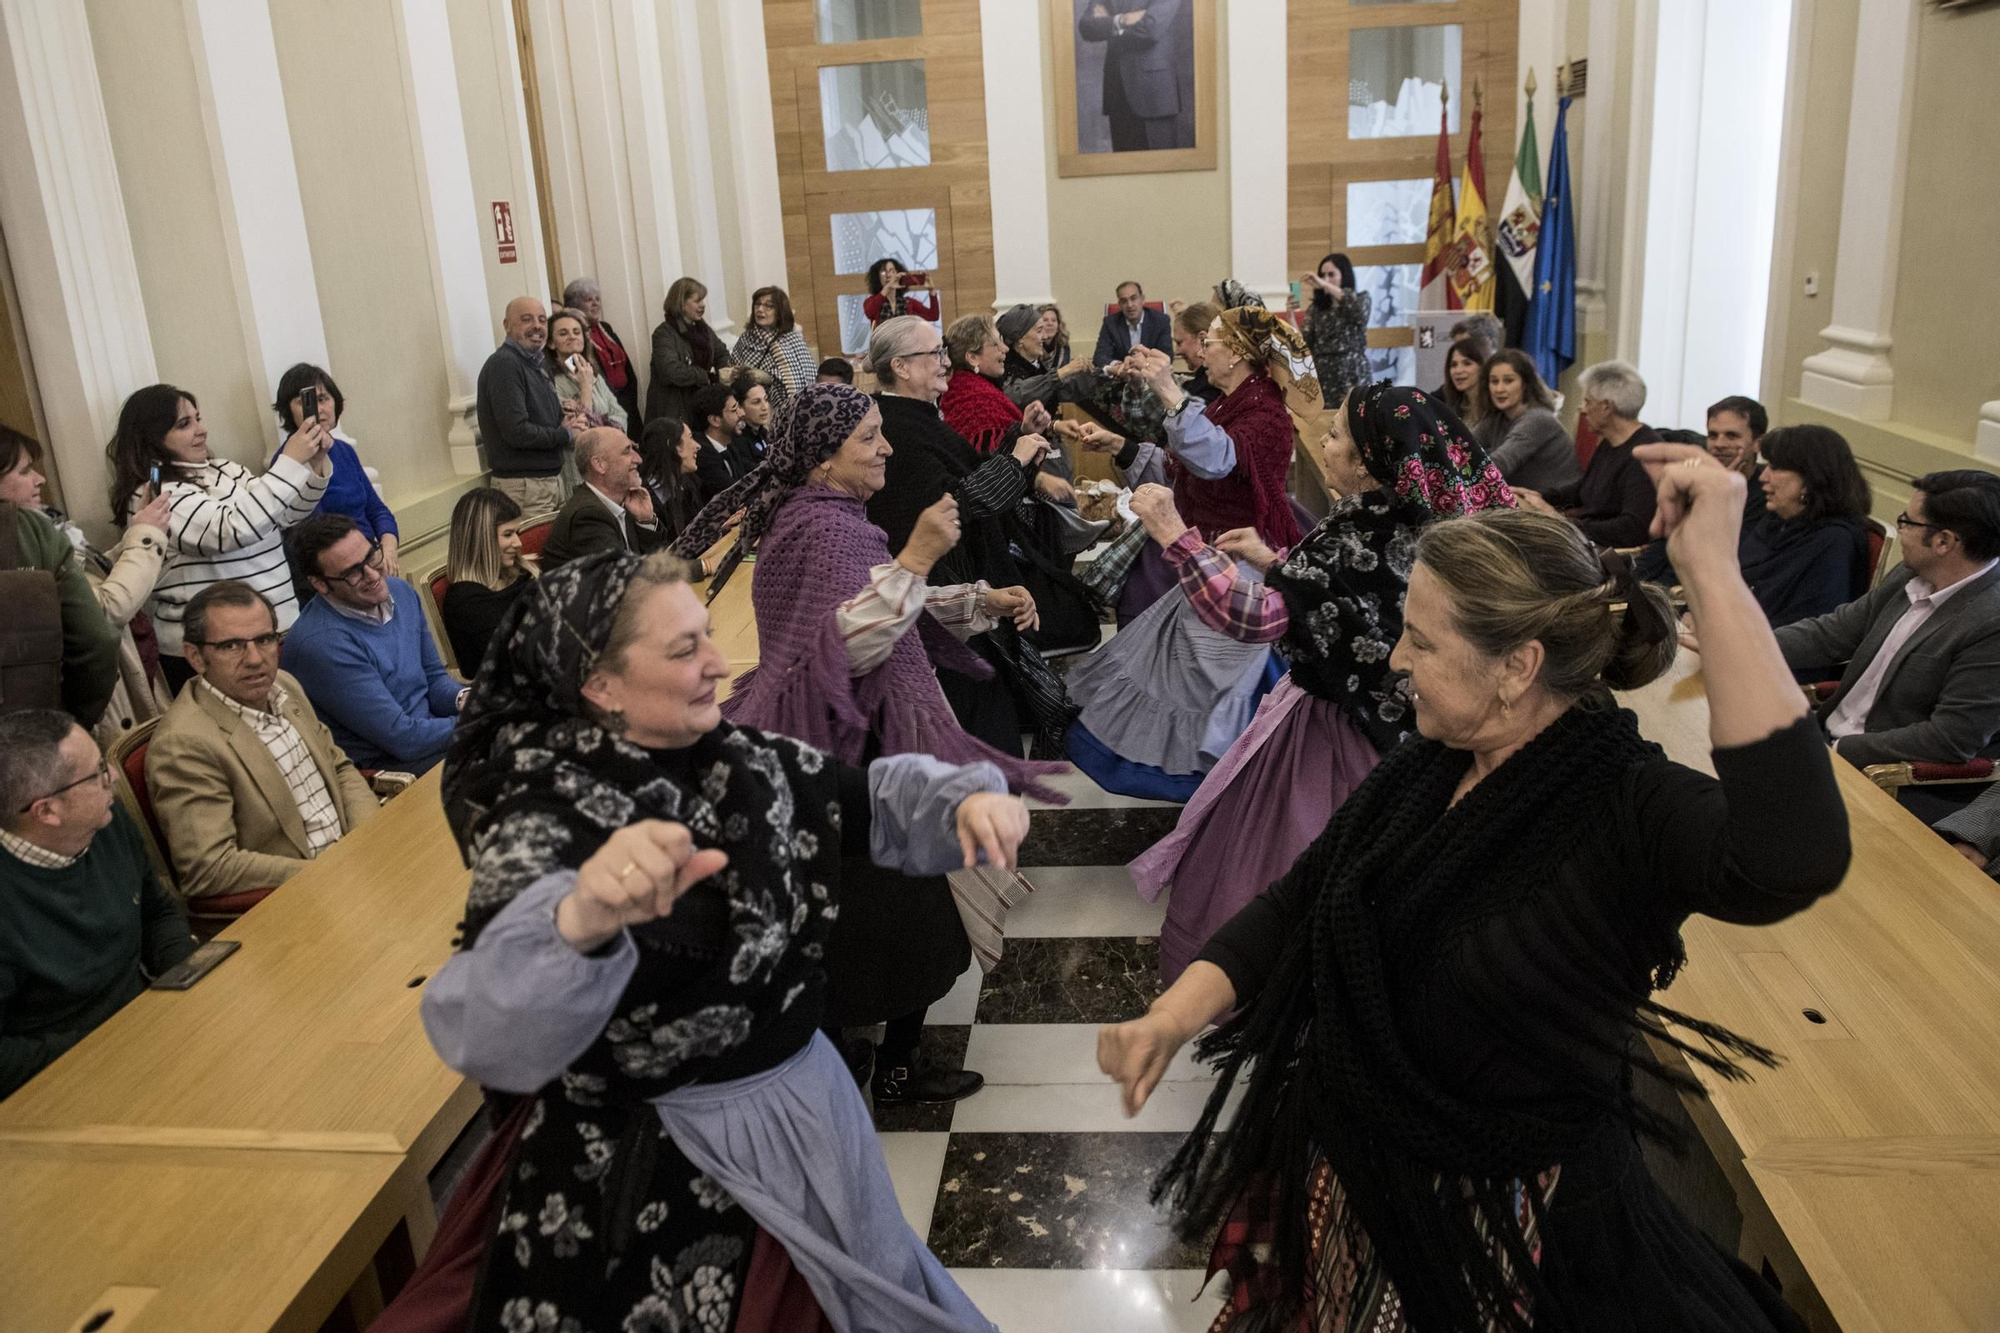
xmin=483 ymin=0 xmax=548 ymax=312
xmin=1976 ymin=402 xmax=2000 ymax=466
xmin=391 ymin=0 xmax=500 ymax=474
xmin=982 ymin=0 xmax=1055 ymax=311
xmin=0 ymin=1 xmax=157 ymax=534
xmin=1225 ymin=0 xmax=1287 ymax=309
xmin=660 ymin=0 xmax=732 ymax=336
xmin=182 ymin=0 xmax=329 ymax=450
xmin=712 ymin=0 xmax=789 ymax=294
xmin=1514 ymin=0 xmax=1562 ymax=169
xmin=1798 ymin=0 xmax=1919 ymax=421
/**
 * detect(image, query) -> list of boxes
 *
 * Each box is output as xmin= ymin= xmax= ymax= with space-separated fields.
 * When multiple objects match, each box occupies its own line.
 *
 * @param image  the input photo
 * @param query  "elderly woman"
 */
xmin=864 ymin=316 xmax=1098 ymax=748
xmin=107 ymin=383 xmax=329 ymax=693
xmin=1059 ymin=307 xmax=1315 ymax=797
xmin=646 ymin=276 xmax=729 ymax=427
xmin=1131 ymin=385 xmax=1515 ymax=982
xmin=674 ymin=381 xmax=1060 ymax=1104
xmin=425 ymin=547 xmax=1026 ymax=1332
xmin=996 ymin=303 xmax=1095 ymax=419
xmin=271 ymin=362 xmax=400 ymax=575
xmin=1288 ymin=252 xmax=1372 ymax=407
xmin=1213 ymin=277 xmax=1265 ymax=310
xmin=1471 ymin=349 xmax=1578 ymax=495
xmin=1101 ymin=455 xmax=1848 ymax=1333
xmin=731 ymin=286 xmax=816 ymax=411
xmin=939 ymin=313 xmax=1054 ymax=456
xmin=1517 ymin=359 xmax=1662 ymax=548
xmin=562 ymin=276 xmax=641 ymax=425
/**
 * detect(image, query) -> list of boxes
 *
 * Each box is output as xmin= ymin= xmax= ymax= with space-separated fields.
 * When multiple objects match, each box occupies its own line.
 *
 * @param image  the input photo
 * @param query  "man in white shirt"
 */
xmin=540 ymin=428 xmax=667 ymax=570
xmin=1774 ymin=470 xmax=2000 ymax=821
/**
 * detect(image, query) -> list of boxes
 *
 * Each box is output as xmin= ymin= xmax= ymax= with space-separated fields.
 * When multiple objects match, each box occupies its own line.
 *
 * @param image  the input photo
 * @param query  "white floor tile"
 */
xmin=1008 ymin=866 xmax=1167 ymax=938
xmin=948 ymin=1267 xmax=1222 ymax=1333
xmin=878 ymin=1131 xmax=951 ymax=1241
xmin=930 ymin=961 xmax=984 ymax=1025
xmin=951 ymin=1078 xmax=1242 ymax=1134
xmin=965 ymin=1023 xmax=1215 ymax=1087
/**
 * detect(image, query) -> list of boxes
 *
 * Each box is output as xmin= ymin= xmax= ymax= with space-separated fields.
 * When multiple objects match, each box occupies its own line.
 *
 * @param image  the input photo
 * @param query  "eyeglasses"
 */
xmin=19 ymin=759 xmax=112 ymax=813
xmin=1894 ymin=513 xmax=1941 ymax=534
xmin=324 ymin=541 xmax=386 ymax=588
xmin=189 ymin=631 xmax=285 ymax=658
xmin=901 ymin=347 xmax=950 ymax=365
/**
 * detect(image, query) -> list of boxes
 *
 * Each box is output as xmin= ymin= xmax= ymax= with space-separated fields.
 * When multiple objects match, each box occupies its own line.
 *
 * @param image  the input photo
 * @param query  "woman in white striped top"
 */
xmin=107 ymin=384 xmax=331 ymax=693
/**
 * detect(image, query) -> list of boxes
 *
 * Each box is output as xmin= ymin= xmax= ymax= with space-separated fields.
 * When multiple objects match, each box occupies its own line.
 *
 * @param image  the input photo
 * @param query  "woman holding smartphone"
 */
xmin=863 ymin=257 xmax=940 ymax=327
xmin=271 ymin=363 xmax=400 ymax=577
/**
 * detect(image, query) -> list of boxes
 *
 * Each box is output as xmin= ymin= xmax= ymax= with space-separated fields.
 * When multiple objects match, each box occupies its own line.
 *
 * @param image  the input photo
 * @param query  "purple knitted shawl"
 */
xmin=721 ymin=483 xmax=1068 ymax=803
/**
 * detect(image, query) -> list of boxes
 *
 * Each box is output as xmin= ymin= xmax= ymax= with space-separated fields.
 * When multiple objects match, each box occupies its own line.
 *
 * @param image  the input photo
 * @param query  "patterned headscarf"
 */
xmin=671 ymin=382 xmax=874 ymax=560
xmin=1345 ymin=381 xmax=1515 ymax=521
xmin=1214 ymin=277 xmax=1265 ymax=310
xmin=1209 ymin=305 xmax=1322 ymax=405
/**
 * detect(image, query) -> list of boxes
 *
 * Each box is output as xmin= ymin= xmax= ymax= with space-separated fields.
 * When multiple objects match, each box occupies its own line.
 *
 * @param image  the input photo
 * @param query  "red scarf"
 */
xmin=937 ymin=370 xmax=1021 ymax=454
xmin=587 ymin=324 xmax=629 ymax=389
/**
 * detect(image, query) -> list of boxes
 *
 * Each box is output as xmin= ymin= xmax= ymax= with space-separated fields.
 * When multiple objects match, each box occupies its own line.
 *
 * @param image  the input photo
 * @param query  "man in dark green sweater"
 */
xmin=0 ymin=709 xmax=193 ymax=1098
xmin=3 ymin=501 xmax=122 ymax=728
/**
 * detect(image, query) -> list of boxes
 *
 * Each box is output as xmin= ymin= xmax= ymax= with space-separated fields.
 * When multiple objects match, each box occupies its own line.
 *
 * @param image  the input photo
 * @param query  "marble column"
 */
xmin=982 ymin=0 xmax=1055 ymax=311
xmin=0 ymin=0 xmax=157 ymax=534
xmin=1798 ymin=0 xmax=1919 ymax=421
xmin=1225 ymin=0 xmax=1287 ymax=310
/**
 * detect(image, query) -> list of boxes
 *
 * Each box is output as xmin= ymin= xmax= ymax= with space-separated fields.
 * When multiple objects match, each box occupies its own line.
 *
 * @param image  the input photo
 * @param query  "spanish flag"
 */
xmin=1448 ymin=95 xmax=1496 ymax=311
xmin=1420 ymin=90 xmax=1459 ymax=311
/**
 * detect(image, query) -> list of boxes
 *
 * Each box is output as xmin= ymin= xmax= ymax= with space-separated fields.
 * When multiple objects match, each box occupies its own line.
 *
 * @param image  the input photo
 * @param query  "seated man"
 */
xmin=1092 ymin=281 xmax=1172 ymax=367
xmin=541 ymin=427 xmax=669 ymax=570
xmin=815 ymin=357 xmax=854 ymax=385
xmin=148 ymin=581 xmax=379 ymax=899
xmin=0 ymin=709 xmax=193 ymax=1098
xmin=1636 ymin=394 xmax=1771 ymax=583
xmin=282 ymin=514 xmax=463 ymax=774
xmin=1937 ymin=780 xmax=2000 ymax=878
xmin=691 ymin=383 xmax=759 ymax=503
xmin=1774 ymin=470 xmax=2000 ymax=822
xmin=1517 ymin=359 xmax=1660 ymax=548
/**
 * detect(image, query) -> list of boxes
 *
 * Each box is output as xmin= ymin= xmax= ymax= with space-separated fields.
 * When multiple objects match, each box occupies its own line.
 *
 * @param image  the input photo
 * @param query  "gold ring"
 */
xmin=616 ymin=862 xmax=639 ymax=880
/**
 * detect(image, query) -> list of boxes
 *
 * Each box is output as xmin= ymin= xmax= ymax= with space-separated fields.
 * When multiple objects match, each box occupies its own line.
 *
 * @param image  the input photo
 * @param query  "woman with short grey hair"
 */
xmin=560 ymin=276 xmax=641 ymax=425
xmin=1517 ymin=359 xmax=1664 ymax=548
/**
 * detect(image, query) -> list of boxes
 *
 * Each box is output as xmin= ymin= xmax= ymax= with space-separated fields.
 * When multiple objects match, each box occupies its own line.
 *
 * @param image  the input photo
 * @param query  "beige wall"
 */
xmin=448 ymin=0 xmax=539 ymax=333
xmin=85 ymin=0 xmax=268 ymax=478
xmin=1040 ymin=0 xmax=1231 ymax=320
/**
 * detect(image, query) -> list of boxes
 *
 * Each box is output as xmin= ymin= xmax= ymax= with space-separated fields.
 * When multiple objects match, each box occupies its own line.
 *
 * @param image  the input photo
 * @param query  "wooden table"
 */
xmin=1619 ymin=654 xmax=2000 ymax=1331
xmin=707 ymin=558 xmax=759 ymax=697
xmin=0 ymin=1140 xmax=410 ymax=1333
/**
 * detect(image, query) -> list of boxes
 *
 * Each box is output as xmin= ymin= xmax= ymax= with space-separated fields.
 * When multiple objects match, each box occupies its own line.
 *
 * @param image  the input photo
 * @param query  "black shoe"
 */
xmin=872 ymin=1059 xmax=985 ymax=1106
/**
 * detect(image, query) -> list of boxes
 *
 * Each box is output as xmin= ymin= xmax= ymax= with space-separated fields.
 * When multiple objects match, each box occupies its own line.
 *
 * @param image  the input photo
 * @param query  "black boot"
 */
xmin=872 ymin=1057 xmax=985 ymax=1106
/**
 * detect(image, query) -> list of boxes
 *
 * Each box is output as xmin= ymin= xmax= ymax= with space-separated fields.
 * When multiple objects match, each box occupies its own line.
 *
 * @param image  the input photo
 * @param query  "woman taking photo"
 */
xmin=646 ymin=276 xmax=729 ymax=427
xmin=637 ymin=414 xmax=705 ymax=542
xmin=426 ymin=547 xmax=1027 ymax=1332
xmin=271 ymin=363 xmax=399 ymax=575
xmin=439 ymin=487 xmax=535 ymax=671
xmin=1472 ymin=348 xmax=1578 ymax=494
xmin=731 ymin=286 xmax=817 ymax=411
xmin=1130 ymin=384 xmax=1515 ymax=983
xmin=863 ymin=257 xmax=940 ymax=327
xmin=1289 ymin=251 xmax=1372 ymax=408
xmin=1100 ymin=450 xmax=1848 ymax=1333
xmin=108 ymin=383 xmax=329 ymax=692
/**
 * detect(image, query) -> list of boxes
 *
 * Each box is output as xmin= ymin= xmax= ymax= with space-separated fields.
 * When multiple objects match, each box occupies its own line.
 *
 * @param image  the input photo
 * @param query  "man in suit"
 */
xmin=690 ymin=382 xmax=761 ymax=503
xmin=1772 ymin=470 xmax=2000 ymax=823
xmin=1077 ymin=0 xmax=1187 ymax=152
xmin=1092 ymin=281 xmax=1173 ymax=367
xmin=540 ymin=427 xmax=669 ymax=570
xmin=148 ymin=581 xmax=378 ymax=900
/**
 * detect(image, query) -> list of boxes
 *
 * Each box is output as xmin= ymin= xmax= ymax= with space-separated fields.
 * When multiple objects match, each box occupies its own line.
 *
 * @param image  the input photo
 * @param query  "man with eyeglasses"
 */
xmin=148 ymin=580 xmax=379 ymax=899
xmin=282 ymin=514 xmax=465 ymax=774
xmin=1772 ymin=469 xmax=2000 ymax=824
xmin=0 ymin=708 xmax=193 ymax=1098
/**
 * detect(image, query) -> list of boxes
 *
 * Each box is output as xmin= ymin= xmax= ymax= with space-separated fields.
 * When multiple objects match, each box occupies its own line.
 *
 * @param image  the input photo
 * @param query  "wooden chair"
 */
xmin=418 ymin=561 xmax=457 ymax=673
xmin=1866 ymin=516 xmax=1897 ymax=588
xmin=1860 ymin=757 xmax=1999 ymax=797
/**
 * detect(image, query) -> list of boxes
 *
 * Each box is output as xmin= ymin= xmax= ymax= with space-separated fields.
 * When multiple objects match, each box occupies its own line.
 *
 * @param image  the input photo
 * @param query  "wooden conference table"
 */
xmin=1620 ymin=654 xmax=2000 ymax=1332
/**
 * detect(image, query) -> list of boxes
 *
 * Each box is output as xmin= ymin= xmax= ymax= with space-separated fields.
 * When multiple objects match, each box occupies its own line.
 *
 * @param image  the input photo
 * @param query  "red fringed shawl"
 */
xmin=937 ymin=370 xmax=1022 ymax=455
xmin=1174 ymin=372 xmax=1303 ymax=550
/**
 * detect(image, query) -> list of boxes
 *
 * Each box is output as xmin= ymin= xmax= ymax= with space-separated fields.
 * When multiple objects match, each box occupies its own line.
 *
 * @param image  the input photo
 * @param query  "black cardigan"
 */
xmin=1544 ymin=424 xmax=1662 ymax=548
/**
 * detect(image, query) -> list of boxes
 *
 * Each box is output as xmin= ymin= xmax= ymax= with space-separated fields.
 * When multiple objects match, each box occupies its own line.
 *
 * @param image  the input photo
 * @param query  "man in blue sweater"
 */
xmin=282 ymin=514 xmax=464 ymax=774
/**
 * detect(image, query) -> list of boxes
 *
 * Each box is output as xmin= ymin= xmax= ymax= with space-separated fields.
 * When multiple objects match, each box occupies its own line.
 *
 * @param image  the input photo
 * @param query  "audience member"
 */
xmin=1766 ymin=470 xmax=2000 ymax=821
xmin=0 ymin=709 xmax=193 ymax=1099
xmin=940 ymin=314 xmax=1055 ymax=456
xmin=425 ymin=549 xmax=1025 ymax=1331
xmin=547 ymin=307 xmax=627 ymax=432
xmin=1470 ymin=349 xmax=1577 ymax=494
xmin=1449 ymin=312 xmax=1502 ymax=360
xmin=1103 ymin=463 xmax=1847 ymax=1333
xmin=729 ymin=371 xmax=776 ymax=456
xmin=1212 ymin=277 xmax=1265 ymax=310
xmin=107 ymin=384 xmax=329 ymax=693
xmin=731 ymin=286 xmax=816 ymax=410
xmin=1093 ymin=281 xmax=1172 ymax=367
xmin=1707 ymin=393 xmax=1771 ymax=520
xmin=440 ymin=488 xmax=536 ymax=671
xmin=1132 ymin=384 xmax=1515 ymax=982
xmin=675 ymin=382 xmax=1062 ymax=1103
xmin=645 ymin=276 xmax=729 ymax=427
xmin=1064 ymin=307 xmax=1318 ymax=797
xmin=690 ymin=383 xmax=759 ymax=503
xmin=561 ymin=277 xmax=641 ymax=426
xmin=1290 ymin=252 xmax=1371 ymax=408
xmin=476 ymin=297 xmax=576 ymax=514
xmin=996 ymin=303 xmax=1094 ymax=415
xmin=1434 ymin=337 xmax=1487 ymax=425
xmin=540 ymin=429 xmax=668 ymax=570
xmin=2 ymin=428 xmax=159 ymax=739
xmin=1936 ymin=779 xmax=2000 ymax=876
xmin=816 ymin=357 xmax=855 ymax=386
xmin=282 ymin=514 xmax=462 ymax=774
xmin=862 ymin=316 xmax=1088 ymax=754
xmin=1732 ymin=425 xmax=1873 ymax=627
xmin=862 ymin=257 xmax=939 ymax=327
xmin=148 ymin=582 xmax=378 ymax=899
xmin=1517 ymin=359 xmax=1660 ymax=548
xmin=636 ymin=415 xmax=705 ymax=543
xmin=1034 ymin=305 xmax=1075 ymax=372
xmin=1077 ymin=1 xmax=1182 ymax=149
xmin=270 ymin=363 xmax=400 ymax=577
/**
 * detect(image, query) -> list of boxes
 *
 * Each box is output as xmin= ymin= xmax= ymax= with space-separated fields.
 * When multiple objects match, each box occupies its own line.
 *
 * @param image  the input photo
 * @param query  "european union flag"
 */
xmin=1523 ymin=96 xmax=1576 ymax=390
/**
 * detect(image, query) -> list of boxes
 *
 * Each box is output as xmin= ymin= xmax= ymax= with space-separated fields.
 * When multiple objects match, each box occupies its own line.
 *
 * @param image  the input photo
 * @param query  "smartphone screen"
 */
xmin=566 ymin=354 xmax=578 ymax=373
xmin=148 ymin=464 xmax=161 ymax=488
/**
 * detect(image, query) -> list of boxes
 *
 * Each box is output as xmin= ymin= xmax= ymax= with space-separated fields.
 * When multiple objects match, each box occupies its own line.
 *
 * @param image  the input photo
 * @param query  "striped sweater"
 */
xmin=134 ymin=454 xmax=329 ymax=656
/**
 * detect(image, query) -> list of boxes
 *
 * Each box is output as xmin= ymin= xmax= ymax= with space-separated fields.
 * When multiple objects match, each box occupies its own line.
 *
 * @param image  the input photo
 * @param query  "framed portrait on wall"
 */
xmin=1052 ymin=0 xmax=1218 ymax=177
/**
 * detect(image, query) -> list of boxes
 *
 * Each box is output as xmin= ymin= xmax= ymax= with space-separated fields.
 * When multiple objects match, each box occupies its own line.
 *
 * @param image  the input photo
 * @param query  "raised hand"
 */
xmin=557 ymin=820 xmax=730 ymax=952
xmin=982 ymin=584 xmax=1040 ymax=633
xmin=129 ymin=486 xmax=173 ymax=535
xmin=624 ymin=485 xmax=657 ymax=527
xmin=1075 ymin=422 xmax=1125 ymax=453
xmin=1130 ymin=481 xmax=1187 ymax=546
xmin=898 ymin=494 xmax=962 ymax=575
xmin=954 ymin=791 xmax=1031 ymax=870
xmin=1011 ymin=432 xmax=1052 ymax=468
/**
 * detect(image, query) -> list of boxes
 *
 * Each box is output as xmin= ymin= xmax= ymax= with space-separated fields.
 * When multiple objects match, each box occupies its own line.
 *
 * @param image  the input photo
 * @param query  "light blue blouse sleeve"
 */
xmin=1164 ymin=401 xmax=1237 ymax=479
xmin=867 ymin=753 xmax=1010 ymax=877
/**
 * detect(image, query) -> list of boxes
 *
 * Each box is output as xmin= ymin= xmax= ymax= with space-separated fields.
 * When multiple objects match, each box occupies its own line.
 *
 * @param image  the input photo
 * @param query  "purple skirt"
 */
xmin=1130 ymin=675 xmax=1381 ymax=985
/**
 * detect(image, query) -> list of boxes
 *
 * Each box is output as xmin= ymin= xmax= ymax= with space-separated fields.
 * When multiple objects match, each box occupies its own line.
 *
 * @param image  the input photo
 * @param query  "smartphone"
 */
xmin=1288 ymin=280 xmax=1303 ymax=306
xmin=301 ymin=385 xmax=319 ymax=422
xmin=899 ymin=270 xmax=928 ymax=289
xmin=565 ymin=354 xmax=578 ymax=373
xmin=148 ymin=464 xmax=161 ymax=489
xmin=150 ymin=938 xmax=241 ymax=991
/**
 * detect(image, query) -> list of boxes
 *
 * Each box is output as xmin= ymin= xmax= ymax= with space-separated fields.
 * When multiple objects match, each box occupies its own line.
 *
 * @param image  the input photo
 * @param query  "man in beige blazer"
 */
xmin=147 ymin=582 xmax=378 ymax=899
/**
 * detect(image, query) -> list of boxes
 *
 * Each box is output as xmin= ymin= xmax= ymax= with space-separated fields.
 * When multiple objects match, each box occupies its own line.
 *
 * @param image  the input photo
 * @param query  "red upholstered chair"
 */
xmin=1865 ymin=517 xmax=1896 ymax=588
xmin=515 ymin=510 xmax=558 ymax=560
xmin=1863 ymin=757 xmax=1998 ymax=797
xmin=1102 ymin=300 xmax=1166 ymax=317
xmin=1573 ymin=414 xmax=1601 ymax=472
xmin=420 ymin=562 xmax=457 ymax=672
xmin=105 ymin=720 xmax=273 ymax=929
